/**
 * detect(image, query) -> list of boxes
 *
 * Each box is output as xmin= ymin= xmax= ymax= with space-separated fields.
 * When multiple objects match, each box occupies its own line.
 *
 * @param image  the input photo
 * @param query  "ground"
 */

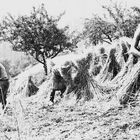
xmin=0 ymin=62 xmax=140 ymax=140
xmin=1 ymin=96 xmax=140 ymax=140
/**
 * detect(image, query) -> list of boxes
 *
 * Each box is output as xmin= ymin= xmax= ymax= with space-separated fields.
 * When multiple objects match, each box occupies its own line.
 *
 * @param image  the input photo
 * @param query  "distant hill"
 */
xmin=0 ymin=42 xmax=25 ymax=63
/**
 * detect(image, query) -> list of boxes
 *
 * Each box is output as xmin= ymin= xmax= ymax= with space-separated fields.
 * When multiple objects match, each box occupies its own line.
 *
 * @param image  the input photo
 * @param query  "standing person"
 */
xmin=0 ymin=63 xmax=9 ymax=109
xmin=50 ymin=69 xmax=66 ymax=103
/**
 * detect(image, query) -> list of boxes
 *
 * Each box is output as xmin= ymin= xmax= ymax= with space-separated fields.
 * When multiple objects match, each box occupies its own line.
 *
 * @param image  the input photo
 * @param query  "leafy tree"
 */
xmin=102 ymin=2 xmax=140 ymax=38
xmin=83 ymin=15 xmax=116 ymax=45
xmin=82 ymin=1 xmax=140 ymax=45
xmin=0 ymin=4 xmax=71 ymax=74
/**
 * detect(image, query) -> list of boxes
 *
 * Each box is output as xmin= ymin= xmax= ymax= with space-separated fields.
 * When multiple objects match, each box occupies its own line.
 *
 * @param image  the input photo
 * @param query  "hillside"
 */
xmin=0 ymin=38 xmax=140 ymax=140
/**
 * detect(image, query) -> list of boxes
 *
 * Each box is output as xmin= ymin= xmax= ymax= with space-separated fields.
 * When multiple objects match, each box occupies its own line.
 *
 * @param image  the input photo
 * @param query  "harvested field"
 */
xmin=1 ymin=36 xmax=140 ymax=140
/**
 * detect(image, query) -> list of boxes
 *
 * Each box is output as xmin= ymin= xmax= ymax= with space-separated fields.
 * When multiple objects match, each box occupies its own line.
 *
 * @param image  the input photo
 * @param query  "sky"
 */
xmin=0 ymin=0 xmax=140 ymax=31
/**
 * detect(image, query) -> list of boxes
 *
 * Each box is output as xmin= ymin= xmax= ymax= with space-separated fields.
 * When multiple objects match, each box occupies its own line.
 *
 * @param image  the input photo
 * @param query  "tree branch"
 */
xmin=50 ymin=45 xmax=62 ymax=58
xmin=34 ymin=53 xmax=44 ymax=65
xmin=101 ymin=39 xmax=112 ymax=44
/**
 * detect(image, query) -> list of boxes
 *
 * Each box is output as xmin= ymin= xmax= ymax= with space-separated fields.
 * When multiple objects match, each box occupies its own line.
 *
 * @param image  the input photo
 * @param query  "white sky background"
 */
xmin=0 ymin=0 xmax=140 ymax=31
xmin=0 ymin=0 xmax=140 ymax=60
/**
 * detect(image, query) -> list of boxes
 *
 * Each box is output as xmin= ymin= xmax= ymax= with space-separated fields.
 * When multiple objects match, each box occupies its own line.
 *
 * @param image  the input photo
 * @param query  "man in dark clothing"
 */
xmin=0 ymin=63 xmax=9 ymax=109
xmin=50 ymin=69 xmax=66 ymax=103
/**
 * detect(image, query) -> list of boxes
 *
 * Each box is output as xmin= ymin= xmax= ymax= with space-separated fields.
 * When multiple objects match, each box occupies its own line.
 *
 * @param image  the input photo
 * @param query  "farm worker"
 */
xmin=0 ymin=63 xmax=9 ymax=109
xmin=50 ymin=69 xmax=66 ymax=103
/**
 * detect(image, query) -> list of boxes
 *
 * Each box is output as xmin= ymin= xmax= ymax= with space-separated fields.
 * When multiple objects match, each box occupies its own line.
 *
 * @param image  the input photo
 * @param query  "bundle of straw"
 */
xmin=117 ymin=60 xmax=140 ymax=106
xmin=71 ymin=52 xmax=113 ymax=101
xmin=72 ymin=53 xmax=93 ymax=100
xmin=98 ymin=48 xmax=121 ymax=83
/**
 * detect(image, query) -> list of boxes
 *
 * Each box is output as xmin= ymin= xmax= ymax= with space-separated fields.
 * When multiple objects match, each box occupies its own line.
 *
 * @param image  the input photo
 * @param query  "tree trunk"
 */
xmin=42 ymin=53 xmax=48 ymax=75
xmin=43 ymin=64 xmax=48 ymax=75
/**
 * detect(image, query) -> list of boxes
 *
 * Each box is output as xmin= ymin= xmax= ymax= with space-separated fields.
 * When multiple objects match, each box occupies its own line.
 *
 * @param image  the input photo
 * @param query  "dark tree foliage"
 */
xmin=0 ymin=4 xmax=71 ymax=74
xmin=102 ymin=2 xmax=140 ymax=38
xmin=83 ymin=1 xmax=140 ymax=45
xmin=83 ymin=16 xmax=116 ymax=45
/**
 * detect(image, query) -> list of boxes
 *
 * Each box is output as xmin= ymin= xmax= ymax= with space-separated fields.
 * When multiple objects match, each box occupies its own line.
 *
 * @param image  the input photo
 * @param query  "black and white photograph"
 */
xmin=0 ymin=0 xmax=140 ymax=139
